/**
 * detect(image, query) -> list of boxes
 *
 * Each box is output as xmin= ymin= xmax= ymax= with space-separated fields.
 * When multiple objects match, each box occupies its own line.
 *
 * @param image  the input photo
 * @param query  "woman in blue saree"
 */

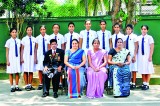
xmin=108 ymin=38 xmax=131 ymax=97
xmin=64 ymin=39 xmax=86 ymax=98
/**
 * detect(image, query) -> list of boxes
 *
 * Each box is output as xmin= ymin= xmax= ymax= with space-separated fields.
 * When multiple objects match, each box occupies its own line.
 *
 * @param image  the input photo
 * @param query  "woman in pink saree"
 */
xmin=86 ymin=38 xmax=108 ymax=98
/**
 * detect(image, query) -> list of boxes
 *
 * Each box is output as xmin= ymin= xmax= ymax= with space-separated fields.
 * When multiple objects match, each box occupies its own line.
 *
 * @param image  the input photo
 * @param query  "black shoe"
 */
xmin=11 ymin=88 xmax=15 ymax=92
xmin=130 ymin=85 xmax=136 ymax=90
xmin=53 ymin=92 xmax=58 ymax=98
xmin=59 ymin=83 xmax=63 ymax=88
xmin=25 ymin=86 xmax=31 ymax=91
xmin=42 ymin=92 xmax=49 ymax=97
xmin=142 ymin=85 xmax=149 ymax=90
xmin=37 ymin=85 xmax=43 ymax=90
xmin=15 ymin=87 xmax=22 ymax=91
xmin=30 ymin=86 xmax=35 ymax=90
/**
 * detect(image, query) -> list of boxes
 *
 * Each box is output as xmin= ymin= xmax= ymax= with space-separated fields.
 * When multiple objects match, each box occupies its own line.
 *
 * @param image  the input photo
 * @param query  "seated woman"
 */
xmin=86 ymin=38 xmax=108 ymax=98
xmin=64 ymin=39 xmax=86 ymax=98
xmin=108 ymin=38 xmax=131 ymax=97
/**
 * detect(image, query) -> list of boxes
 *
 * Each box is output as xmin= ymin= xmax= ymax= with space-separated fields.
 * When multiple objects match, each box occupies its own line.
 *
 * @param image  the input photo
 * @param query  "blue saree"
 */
xmin=66 ymin=48 xmax=86 ymax=98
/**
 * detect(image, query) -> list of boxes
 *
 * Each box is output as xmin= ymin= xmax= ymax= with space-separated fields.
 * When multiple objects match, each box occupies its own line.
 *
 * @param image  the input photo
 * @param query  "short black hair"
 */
xmin=116 ymin=38 xmax=123 ymax=44
xmin=141 ymin=25 xmax=149 ymax=30
xmin=50 ymin=39 xmax=57 ymax=44
xmin=52 ymin=23 xmax=60 ymax=29
xmin=40 ymin=25 xmax=46 ymax=29
xmin=26 ymin=26 xmax=33 ymax=31
xmin=126 ymin=24 xmax=133 ymax=29
xmin=10 ymin=28 xmax=17 ymax=33
xmin=68 ymin=22 xmax=75 ymax=27
xmin=113 ymin=23 xmax=120 ymax=27
xmin=92 ymin=38 xmax=100 ymax=45
xmin=100 ymin=20 xmax=106 ymax=24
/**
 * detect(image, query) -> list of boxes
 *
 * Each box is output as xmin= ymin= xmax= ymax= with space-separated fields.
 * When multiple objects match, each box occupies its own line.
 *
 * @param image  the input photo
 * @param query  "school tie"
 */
xmin=15 ymin=40 xmax=18 ymax=57
xmin=114 ymin=34 xmax=117 ymax=48
xmin=43 ymin=37 xmax=45 ymax=55
xmin=70 ymin=35 xmax=72 ymax=49
xmin=30 ymin=38 xmax=32 ymax=55
xmin=126 ymin=35 xmax=129 ymax=49
xmin=55 ymin=36 xmax=57 ymax=40
xmin=142 ymin=37 xmax=144 ymax=55
xmin=86 ymin=31 xmax=89 ymax=49
xmin=102 ymin=32 xmax=105 ymax=49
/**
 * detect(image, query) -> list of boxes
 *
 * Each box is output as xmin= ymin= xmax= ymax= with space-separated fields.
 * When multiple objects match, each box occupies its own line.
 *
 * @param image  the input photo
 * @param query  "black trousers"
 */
xmin=43 ymin=72 xmax=60 ymax=93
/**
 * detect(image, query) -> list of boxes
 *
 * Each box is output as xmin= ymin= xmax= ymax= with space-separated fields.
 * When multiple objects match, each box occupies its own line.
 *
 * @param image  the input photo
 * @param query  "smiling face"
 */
xmin=50 ymin=41 xmax=57 ymax=50
xmin=68 ymin=24 xmax=75 ymax=33
xmin=116 ymin=38 xmax=123 ymax=48
xmin=85 ymin=20 xmax=91 ymax=31
xmin=52 ymin=25 xmax=60 ymax=34
xmin=26 ymin=27 xmax=32 ymax=36
xmin=141 ymin=26 xmax=148 ymax=35
xmin=126 ymin=27 xmax=132 ymax=35
xmin=114 ymin=25 xmax=120 ymax=34
xmin=10 ymin=29 xmax=17 ymax=39
xmin=92 ymin=39 xmax=100 ymax=49
xmin=40 ymin=26 xmax=46 ymax=36
xmin=100 ymin=22 xmax=106 ymax=30
xmin=72 ymin=40 xmax=79 ymax=49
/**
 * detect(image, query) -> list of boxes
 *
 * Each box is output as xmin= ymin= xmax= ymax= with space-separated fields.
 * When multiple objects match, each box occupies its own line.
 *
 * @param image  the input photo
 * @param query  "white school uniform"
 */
xmin=5 ymin=38 xmax=21 ymax=74
xmin=64 ymin=32 xmax=80 ymax=51
xmin=21 ymin=36 xmax=36 ymax=72
xmin=112 ymin=32 xmax=125 ymax=48
xmin=36 ymin=34 xmax=50 ymax=71
xmin=137 ymin=34 xmax=154 ymax=74
xmin=80 ymin=29 xmax=97 ymax=67
xmin=124 ymin=33 xmax=138 ymax=71
xmin=97 ymin=30 xmax=112 ymax=52
xmin=48 ymin=33 xmax=64 ymax=49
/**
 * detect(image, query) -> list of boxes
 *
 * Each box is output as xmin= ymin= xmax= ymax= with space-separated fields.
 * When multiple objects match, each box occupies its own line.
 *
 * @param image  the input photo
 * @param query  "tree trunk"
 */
xmin=125 ymin=0 xmax=136 ymax=26
xmin=111 ymin=0 xmax=121 ymax=25
xmin=93 ymin=0 xmax=98 ymax=16
xmin=85 ymin=0 xmax=88 ymax=16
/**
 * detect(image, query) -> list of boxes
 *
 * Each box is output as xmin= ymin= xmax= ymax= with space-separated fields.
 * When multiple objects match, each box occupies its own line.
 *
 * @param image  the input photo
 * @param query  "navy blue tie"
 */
xmin=102 ymin=32 xmax=105 ymax=49
xmin=43 ymin=37 xmax=45 ymax=55
xmin=30 ymin=38 xmax=32 ymax=55
xmin=142 ymin=37 xmax=144 ymax=55
xmin=126 ymin=36 xmax=129 ymax=49
xmin=70 ymin=35 xmax=72 ymax=49
xmin=55 ymin=36 xmax=57 ymax=40
xmin=114 ymin=34 xmax=117 ymax=48
xmin=15 ymin=40 xmax=18 ymax=57
xmin=86 ymin=31 xmax=89 ymax=49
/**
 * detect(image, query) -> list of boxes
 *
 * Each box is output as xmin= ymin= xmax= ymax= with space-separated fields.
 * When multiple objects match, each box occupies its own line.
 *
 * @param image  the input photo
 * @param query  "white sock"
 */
xmin=15 ymin=85 xmax=18 ymax=88
xmin=130 ymin=82 xmax=132 ymax=85
xmin=28 ymin=84 xmax=31 ymax=86
xmin=146 ymin=83 xmax=149 ymax=86
xmin=11 ymin=85 xmax=14 ymax=88
xmin=143 ymin=82 xmax=147 ymax=85
xmin=132 ymin=83 xmax=135 ymax=85
xmin=39 ymin=84 xmax=42 ymax=86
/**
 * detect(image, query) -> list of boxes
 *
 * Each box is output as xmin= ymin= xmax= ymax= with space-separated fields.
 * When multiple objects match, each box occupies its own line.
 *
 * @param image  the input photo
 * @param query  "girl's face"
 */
xmin=141 ymin=26 xmax=148 ymax=35
xmin=114 ymin=25 xmax=120 ymax=33
xmin=52 ymin=25 xmax=59 ymax=33
xmin=40 ymin=27 xmax=46 ymax=36
xmin=68 ymin=24 xmax=75 ymax=33
xmin=85 ymin=21 xmax=91 ymax=30
xmin=72 ymin=40 xmax=79 ymax=49
xmin=93 ymin=40 xmax=100 ymax=49
xmin=26 ymin=27 xmax=32 ymax=36
xmin=126 ymin=27 xmax=132 ymax=35
xmin=10 ymin=30 xmax=17 ymax=39
xmin=117 ymin=39 xmax=123 ymax=48
xmin=100 ymin=22 xmax=106 ymax=30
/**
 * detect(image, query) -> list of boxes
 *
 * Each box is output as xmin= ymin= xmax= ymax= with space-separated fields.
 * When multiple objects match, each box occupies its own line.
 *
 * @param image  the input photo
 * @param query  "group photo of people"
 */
xmin=5 ymin=19 xmax=154 ymax=99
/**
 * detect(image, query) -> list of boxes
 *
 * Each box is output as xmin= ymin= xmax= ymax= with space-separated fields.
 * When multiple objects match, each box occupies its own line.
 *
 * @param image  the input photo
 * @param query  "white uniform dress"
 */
xmin=137 ymin=34 xmax=154 ymax=74
xmin=112 ymin=32 xmax=125 ymax=48
xmin=48 ymin=33 xmax=64 ymax=49
xmin=124 ymin=33 xmax=138 ymax=71
xmin=21 ymin=36 xmax=36 ymax=72
xmin=97 ymin=30 xmax=112 ymax=52
xmin=64 ymin=32 xmax=80 ymax=51
xmin=36 ymin=34 xmax=49 ymax=71
xmin=5 ymin=38 xmax=21 ymax=74
xmin=80 ymin=29 xmax=97 ymax=67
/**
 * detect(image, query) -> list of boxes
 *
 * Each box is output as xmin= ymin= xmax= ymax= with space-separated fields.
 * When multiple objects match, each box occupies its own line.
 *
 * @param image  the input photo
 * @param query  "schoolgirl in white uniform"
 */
xmin=5 ymin=28 xmax=22 ymax=92
xmin=21 ymin=26 xmax=36 ymax=91
xmin=124 ymin=24 xmax=138 ymax=90
xmin=48 ymin=24 xmax=65 ymax=50
xmin=36 ymin=25 xmax=50 ymax=90
xmin=137 ymin=25 xmax=154 ymax=90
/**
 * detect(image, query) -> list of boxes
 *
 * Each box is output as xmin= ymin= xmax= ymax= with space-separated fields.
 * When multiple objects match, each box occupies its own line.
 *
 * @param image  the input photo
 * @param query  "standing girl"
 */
xmin=5 ymin=28 xmax=22 ymax=92
xmin=36 ymin=25 xmax=50 ymax=90
xmin=137 ymin=25 xmax=154 ymax=90
xmin=21 ymin=26 xmax=37 ymax=91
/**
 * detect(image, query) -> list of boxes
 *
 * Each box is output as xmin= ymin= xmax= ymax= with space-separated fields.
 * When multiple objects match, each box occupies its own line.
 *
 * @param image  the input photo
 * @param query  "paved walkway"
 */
xmin=0 ymin=80 xmax=160 ymax=106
